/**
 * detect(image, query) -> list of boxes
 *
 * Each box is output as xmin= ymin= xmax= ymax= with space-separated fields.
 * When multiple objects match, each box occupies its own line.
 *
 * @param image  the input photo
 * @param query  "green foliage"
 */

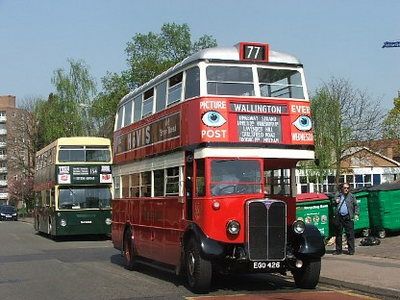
xmin=124 ymin=22 xmax=217 ymax=88
xmin=36 ymin=94 xmax=68 ymax=147
xmin=36 ymin=59 xmax=97 ymax=147
xmin=92 ymin=72 xmax=129 ymax=138
xmin=92 ymin=22 xmax=217 ymax=139
xmin=310 ymin=77 xmax=384 ymax=188
xmin=383 ymin=92 xmax=400 ymax=139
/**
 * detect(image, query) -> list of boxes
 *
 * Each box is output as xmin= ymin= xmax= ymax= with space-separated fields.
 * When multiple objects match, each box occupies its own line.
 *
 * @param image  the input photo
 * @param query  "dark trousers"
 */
xmin=335 ymin=214 xmax=355 ymax=254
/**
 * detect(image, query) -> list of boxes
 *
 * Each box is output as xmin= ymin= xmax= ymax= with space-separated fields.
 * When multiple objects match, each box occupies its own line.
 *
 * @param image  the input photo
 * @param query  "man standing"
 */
xmin=334 ymin=183 xmax=359 ymax=255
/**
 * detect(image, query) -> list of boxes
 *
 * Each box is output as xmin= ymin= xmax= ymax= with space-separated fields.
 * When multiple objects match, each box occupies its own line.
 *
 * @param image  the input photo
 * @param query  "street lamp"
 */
xmin=77 ymin=103 xmax=91 ymax=136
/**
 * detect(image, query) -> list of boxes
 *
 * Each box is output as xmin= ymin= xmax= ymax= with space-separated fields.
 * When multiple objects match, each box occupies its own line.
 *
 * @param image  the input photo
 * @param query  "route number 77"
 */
xmin=246 ymin=46 xmax=261 ymax=59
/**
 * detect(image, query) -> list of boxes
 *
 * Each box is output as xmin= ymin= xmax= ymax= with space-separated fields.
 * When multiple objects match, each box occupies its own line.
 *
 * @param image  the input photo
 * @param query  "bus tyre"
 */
xmin=123 ymin=229 xmax=138 ymax=270
xmin=186 ymin=237 xmax=212 ymax=294
xmin=292 ymin=258 xmax=321 ymax=289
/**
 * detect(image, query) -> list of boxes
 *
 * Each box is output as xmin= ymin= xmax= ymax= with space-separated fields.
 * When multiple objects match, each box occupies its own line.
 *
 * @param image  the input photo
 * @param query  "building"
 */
xmin=297 ymin=146 xmax=400 ymax=194
xmin=365 ymin=139 xmax=400 ymax=163
xmin=0 ymin=95 xmax=30 ymax=207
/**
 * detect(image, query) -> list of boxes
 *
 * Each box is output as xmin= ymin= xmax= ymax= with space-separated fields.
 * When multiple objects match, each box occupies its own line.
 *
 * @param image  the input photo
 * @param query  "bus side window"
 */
xmin=141 ymin=171 xmax=152 ymax=197
xmin=265 ymin=168 xmax=291 ymax=196
xmin=130 ymin=173 xmax=140 ymax=197
xmin=116 ymin=105 xmax=124 ymax=130
xmin=114 ymin=176 xmax=121 ymax=198
xmin=123 ymin=100 xmax=133 ymax=127
xmin=122 ymin=174 xmax=129 ymax=198
xmin=168 ymin=72 xmax=183 ymax=106
xmin=154 ymin=169 xmax=165 ymax=196
xmin=155 ymin=81 xmax=167 ymax=112
xmin=142 ymin=89 xmax=154 ymax=118
xmin=185 ymin=66 xmax=200 ymax=99
xmin=195 ymin=159 xmax=205 ymax=196
xmin=166 ymin=167 xmax=179 ymax=196
xmin=133 ymin=95 xmax=142 ymax=122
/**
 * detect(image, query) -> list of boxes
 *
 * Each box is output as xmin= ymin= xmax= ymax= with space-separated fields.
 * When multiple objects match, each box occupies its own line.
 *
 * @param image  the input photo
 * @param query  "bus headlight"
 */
xmin=226 ymin=220 xmax=240 ymax=235
xmin=60 ymin=219 xmax=67 ymax=227
xmin=292 ymin=220 xmax=305 ymax=234
xmin=105 ymin=218 xmax=112 ymax=225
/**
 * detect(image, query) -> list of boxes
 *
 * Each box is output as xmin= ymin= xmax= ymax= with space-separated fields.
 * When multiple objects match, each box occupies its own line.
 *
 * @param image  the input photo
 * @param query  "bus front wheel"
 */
xmin=123 ymin=228 xmax=138 ymax=270
xmin=186 ymin=237 xmax=212 ymax=294
xmin=292 ymin=258 xmax=321 ymax=289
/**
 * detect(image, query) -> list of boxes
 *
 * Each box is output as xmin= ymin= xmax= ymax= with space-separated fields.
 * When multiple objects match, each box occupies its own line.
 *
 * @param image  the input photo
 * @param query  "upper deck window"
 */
xmin=206 ymin=66 xmax=254 ymax=96
xmin=85 ymin=146 xmax=111 ymax=162
xmin=123 ymin=100 xmax=133 ymax=127
xmin=258 ymin=68 xmax=304 ymax=99
xmin=116 ymin=106 xmax=124 ymax=130
xmin=168 ymin=73 xmax=183 ymax=106
xmin=155 ymin=81 xmax=167 ymax=112
xmin=142 ymin=89 xmax=154 ymax=117
xmin=133 ymin=95 xmax=142 ymax=122
xmin=184 ymin=66 xmax=200 ymax=99
xmin=59 ymin=146 xmax=111 ymax=162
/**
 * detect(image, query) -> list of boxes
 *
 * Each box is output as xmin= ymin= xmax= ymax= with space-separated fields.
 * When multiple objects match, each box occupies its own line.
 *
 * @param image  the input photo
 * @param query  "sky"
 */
xmin=1 ymin=0 xmax=399 ymax=110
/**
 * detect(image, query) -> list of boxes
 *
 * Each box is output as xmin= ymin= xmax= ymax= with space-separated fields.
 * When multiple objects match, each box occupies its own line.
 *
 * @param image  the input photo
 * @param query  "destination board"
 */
xmin=237 ymin=114 xmax=282 ymax=143
xmin=57 ymin=165 xmax=112 ymax=185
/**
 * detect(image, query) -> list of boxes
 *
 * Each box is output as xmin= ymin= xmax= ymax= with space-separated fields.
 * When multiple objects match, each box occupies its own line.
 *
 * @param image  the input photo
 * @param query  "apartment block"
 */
xmin=0 ymin=95 xmax=29 ymax=206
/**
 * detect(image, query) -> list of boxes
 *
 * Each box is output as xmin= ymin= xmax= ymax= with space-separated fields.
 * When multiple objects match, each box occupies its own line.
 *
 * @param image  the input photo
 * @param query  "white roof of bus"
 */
xmin=119 ymin=43 xmax=302 ymax=105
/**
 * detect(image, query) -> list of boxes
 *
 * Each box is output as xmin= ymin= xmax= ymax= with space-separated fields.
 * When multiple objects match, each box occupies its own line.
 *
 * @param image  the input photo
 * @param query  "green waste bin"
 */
xmin=367 ymin=182 xmax=400 ymax=238
xmin=296 ymin=193 xmax=331 ymax=239
xmin=352 ymin=189 xmax=371 ymax=237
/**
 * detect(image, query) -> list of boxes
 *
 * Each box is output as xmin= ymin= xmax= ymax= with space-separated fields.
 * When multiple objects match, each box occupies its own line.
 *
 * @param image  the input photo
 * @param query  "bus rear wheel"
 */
xmin=292 ymin=258 xmax=321 ymax=289
xmin=186 ymin=237 xmax=212 ymax=294
xmin=123 ymin=228 xmax=138 ymax=270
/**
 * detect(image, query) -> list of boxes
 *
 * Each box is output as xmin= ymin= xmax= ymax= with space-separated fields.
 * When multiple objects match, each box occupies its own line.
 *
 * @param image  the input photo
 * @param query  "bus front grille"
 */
xmin=246 ymin=199 xmax=287 ymax=261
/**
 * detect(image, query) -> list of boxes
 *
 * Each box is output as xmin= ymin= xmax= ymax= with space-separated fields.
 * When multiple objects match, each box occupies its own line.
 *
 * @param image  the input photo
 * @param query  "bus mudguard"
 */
xmin=290 ymin=223 xmax=325 ymax=258
xmin=186 ymin=222 xmax=225 ymax=259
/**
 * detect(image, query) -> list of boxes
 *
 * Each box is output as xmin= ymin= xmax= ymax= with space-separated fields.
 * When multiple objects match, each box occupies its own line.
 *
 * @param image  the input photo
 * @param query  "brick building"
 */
xmin=0 ymin=95 xmax=30 ymax=206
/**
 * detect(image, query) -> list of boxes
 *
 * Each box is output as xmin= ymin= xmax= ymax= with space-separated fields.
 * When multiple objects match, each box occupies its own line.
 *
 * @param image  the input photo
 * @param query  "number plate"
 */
xmin=252 ymin=261 xmax=281 ymax=270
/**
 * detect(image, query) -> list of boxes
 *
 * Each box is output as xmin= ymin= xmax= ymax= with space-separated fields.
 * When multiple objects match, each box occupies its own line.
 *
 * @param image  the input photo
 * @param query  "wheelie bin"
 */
xmin=352 ymin=189 xmax=371 ymax=237
xmin=367 ymin=182 xmax=400 ymax=238
xmin=296 ymin=193 xmax=331 ymax=239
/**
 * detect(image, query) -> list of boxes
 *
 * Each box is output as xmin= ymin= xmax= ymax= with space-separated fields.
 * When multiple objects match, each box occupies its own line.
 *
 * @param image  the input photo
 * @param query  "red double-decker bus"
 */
xmin=112 ymin=42 xmax=325 ymax=293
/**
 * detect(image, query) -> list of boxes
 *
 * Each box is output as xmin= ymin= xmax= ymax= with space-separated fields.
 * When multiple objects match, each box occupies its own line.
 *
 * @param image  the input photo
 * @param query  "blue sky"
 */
xmin=1 ymin=0 xmax=399 ymax=110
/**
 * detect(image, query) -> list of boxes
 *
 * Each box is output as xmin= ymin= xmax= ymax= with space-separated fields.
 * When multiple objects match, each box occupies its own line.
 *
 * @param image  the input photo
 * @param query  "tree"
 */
xmin=91 ymin=72 xmax=129 ymax=139
xmin=124 ymin=22 xmax=217 ymax=88
xmin=8 ymin=96 xmax=40 ymax=212
xmin=51 ymin=58 xmax=97 ymax=136
xmin=35 ymin=59 xmax=97 ymax=145
xmin=383 ymin=92 xmax=400 ymax=139
xmin=91 ymin=22 xmax=217 ymax=139
xmin=310 ymin=77 xmax=385 ymax=190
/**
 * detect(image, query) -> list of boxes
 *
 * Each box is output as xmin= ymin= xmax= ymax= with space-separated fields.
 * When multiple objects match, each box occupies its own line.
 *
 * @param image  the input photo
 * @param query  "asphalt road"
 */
xmin=0 ymin=220 xmax=389 ymax=300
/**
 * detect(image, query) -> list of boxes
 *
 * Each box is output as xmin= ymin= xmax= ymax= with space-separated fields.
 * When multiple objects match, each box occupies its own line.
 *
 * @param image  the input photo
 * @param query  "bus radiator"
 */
xmin=246 ymin=200 xmax=287 ymax=261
